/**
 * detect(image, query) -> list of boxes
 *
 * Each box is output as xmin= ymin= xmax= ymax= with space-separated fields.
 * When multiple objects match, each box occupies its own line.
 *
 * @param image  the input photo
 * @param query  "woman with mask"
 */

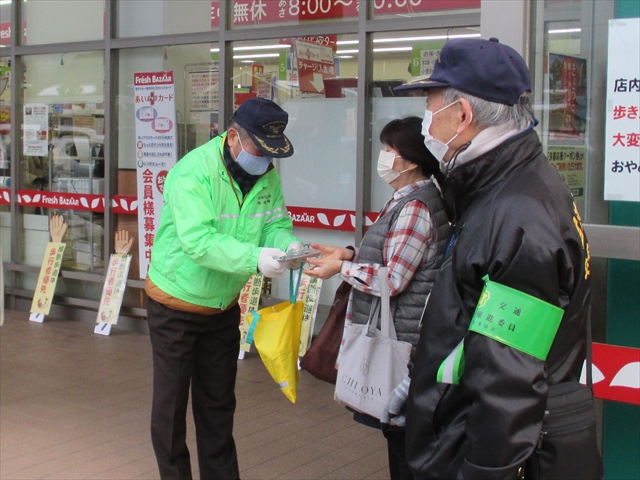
xmin=304 ymin=116 xmax=451 ymax=480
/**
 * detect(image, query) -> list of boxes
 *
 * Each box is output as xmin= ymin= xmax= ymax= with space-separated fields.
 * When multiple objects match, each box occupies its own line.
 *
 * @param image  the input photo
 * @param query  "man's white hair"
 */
xmin=441 ymin=87 xmax=534 ymax=130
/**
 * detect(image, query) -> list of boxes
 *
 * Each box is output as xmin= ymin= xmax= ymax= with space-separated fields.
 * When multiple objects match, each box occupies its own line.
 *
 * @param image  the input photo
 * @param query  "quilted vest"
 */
xmin=351 ymin=182 xmax=451 ymax=350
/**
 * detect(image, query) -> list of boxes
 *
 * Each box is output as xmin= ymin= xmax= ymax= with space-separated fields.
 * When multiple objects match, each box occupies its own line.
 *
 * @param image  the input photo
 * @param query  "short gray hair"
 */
xmin=229 ymin=121 xmax=248 ymax=139
xmin=441 ymin=87 xmax=534 ymax=130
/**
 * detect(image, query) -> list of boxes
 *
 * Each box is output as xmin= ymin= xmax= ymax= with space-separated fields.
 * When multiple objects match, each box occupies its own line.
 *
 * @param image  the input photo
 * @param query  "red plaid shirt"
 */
xmin=341 ymin=179 xmax=439 ymax=323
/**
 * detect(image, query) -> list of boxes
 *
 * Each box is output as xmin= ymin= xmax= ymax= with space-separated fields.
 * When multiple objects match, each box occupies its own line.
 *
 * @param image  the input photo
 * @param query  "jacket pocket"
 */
xmin=525 ymin=382 xmax=603 ymax=480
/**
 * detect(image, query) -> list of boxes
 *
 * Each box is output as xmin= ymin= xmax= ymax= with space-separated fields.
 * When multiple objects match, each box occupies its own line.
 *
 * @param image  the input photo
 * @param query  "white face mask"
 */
xmin=235 ymin=136 xmax=271 ymax=175
xmin=421 ymin=100 xmax=460 ymax=170
xmin=377 ymin=150 xmax=410 ymax=184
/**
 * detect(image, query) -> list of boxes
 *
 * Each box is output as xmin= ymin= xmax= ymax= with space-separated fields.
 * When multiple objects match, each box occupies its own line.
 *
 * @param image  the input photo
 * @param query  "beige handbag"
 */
xmin=333 ymin=267 xmax=412 ymax=419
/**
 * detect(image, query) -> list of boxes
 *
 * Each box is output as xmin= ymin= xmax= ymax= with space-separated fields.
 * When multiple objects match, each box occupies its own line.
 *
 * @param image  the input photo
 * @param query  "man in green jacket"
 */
xmin=145 ymin=97 xmax=302 ymax=480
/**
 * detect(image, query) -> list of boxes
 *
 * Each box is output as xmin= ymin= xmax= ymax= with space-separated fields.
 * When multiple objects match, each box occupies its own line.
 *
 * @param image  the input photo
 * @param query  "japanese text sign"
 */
xmin=211 ymin=1 xmax=480 ymax=26
xmin=133 ymin=71 xmax=178 ymax=277
xmin=239 ymin=274 xmax=264 ymax=352
xmin=96 ymin=254 xmax=132 ymax=325
xmin=30 ymin=243 xmax=66 ymax=315
xmin=604 ymin=18 xmax=640 ymax=202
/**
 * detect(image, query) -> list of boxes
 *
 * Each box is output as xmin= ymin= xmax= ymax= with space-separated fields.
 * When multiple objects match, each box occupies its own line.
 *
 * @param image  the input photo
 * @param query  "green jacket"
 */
xmin=148 ymin=133 xmax=299 ymax=310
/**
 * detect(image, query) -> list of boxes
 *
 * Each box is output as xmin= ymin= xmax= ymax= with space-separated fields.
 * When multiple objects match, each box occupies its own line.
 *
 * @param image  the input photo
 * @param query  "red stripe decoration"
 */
xmin=2 ymin=191 xmax=381 ymax=231
xmin=591 ymin=342 xmax=640 ymax=405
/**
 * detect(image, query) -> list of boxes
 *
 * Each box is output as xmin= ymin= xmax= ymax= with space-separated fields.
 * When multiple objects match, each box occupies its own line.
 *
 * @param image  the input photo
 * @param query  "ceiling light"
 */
xmin=548 ymin=28 xmax=581 ymax=34
xmin=373 ymin=47 xmax=412 ymax=52
xmin=336 ymin=32 xmax=481 ymax=46
xmin=211 ymin=45 xmax=291 ymax=53
xmin=233 ymin=53 xmax=280 ymax=59
xmin=374 ymin=33 xmax=481 ymax=43
xmin=234 ymin=45 xmax=290 ymax=51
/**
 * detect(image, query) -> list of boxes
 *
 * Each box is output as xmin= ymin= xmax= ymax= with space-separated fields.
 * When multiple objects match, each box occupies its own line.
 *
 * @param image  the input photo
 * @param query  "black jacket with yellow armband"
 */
xmin=406 ymin=128 xmax=592 ymax=480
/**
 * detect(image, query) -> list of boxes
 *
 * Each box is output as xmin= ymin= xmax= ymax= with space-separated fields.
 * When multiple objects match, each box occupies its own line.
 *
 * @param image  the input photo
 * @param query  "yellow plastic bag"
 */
xmin=246 ymin=269 xmax=304 ymax=403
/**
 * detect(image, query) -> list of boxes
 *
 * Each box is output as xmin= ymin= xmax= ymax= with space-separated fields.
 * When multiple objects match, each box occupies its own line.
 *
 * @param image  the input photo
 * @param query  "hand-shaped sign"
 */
xmin=95 ymin=230 xmax=135 ymax=335
xmin=30 ymin=215 xmax=68 ymax=322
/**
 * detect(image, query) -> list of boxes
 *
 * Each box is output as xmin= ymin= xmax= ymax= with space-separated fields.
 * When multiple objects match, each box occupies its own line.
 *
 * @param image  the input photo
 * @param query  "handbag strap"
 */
xmin=367 ymin=267 xmax=398 ymax=340
xmin=289 ymin=265 xmax=304 ymax=304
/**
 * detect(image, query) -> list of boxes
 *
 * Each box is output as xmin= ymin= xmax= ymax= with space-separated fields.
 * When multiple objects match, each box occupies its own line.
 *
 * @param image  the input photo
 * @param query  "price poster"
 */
xmin=547 ymin=145 xmax=586 ymax=198
xmin=188 ymin=68 xmax=219 ymax=115
xmin=547 ymin=53 xmax=588 ymax=141
xmin=23 ymin=103 xmax=49 ymax=156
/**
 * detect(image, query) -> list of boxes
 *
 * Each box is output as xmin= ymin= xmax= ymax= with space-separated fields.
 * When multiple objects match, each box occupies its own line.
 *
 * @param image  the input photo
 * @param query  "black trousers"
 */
xmin=147 ymin=296 xmax=241 ymax=480
xmin=383 ymin=429 xmax=415 ymax=480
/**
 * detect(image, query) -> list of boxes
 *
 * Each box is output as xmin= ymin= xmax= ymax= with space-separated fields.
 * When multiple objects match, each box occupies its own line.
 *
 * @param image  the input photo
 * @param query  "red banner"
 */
xmin=4 ymin=190 xmax=385 ymax=231
xmin=1 ymin=189 xmax=138 ymax=215
xmin=0 ymin=21 xmax=27 ymax=45
xmin=211 ymin=0 xmax=479 ymax=27
xmin=287 ymin=205 xmax=378 ymax=231
xmin=591 ymin=342 xmax=640 ymax=405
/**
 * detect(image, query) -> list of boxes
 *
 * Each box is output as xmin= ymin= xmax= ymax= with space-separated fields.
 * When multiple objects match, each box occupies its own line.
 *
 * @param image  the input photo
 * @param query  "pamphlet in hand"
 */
xmin=274 ymin=248 xmax=322 ymax=262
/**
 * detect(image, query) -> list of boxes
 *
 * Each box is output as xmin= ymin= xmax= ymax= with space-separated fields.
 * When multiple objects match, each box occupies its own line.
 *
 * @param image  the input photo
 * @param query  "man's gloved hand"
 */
xmin=380 ymin=376 xmax=410 ymax=428
xmin=257 ymin=248 xmax=289 ymax=278
xmin=285 ymin=241 xmax=305 ymax=270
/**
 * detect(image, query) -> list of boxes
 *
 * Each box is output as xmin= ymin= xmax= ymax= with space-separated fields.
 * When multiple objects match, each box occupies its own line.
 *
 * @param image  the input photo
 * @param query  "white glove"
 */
xmin=380 ymin=376 xmax=410 ymax=427
xmin=286 ymin=241 xmax=305 ymax=270
xmin=257 ymin=248 xmax=288 ymax=278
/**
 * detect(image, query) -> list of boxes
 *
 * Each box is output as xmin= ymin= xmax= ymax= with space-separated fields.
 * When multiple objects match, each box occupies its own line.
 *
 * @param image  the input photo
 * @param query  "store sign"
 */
xmin=288 ymin=205 xmax=378 ymax=231
xmin=281 ymin=35 xmax=338 ymax=52
xmin=16 ymin=190 xmax=104 ymax=212
xmin=211 ymin=0 xmax=479 ymax=26
xmin=133 ymin=71 xmax=178 ymax=278
xmin=0 ymin=21 xmax=27 ymax=45
xmin=295 ymin=40 xmax=336 ymax=94
xmin=604 ymin=18 xmax=640 ymax=202
xmin=590 ymin=342 xmax=640 ymax=405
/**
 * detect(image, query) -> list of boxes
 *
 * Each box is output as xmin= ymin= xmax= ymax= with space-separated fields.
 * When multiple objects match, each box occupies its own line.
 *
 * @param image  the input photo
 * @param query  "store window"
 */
xmin=369 ymin=27 xmax=480 ymax=212
xmin=224 ymin=35 xmax=359 ymax=300
xmin=537 ymin=22 xmax=587 ymax=213
xmin=21 ymin=0 xmax=104 ymax=45
xmin=118 ymin=0 xmax=217 ymax=38
xmin=18 ymin=51 xmax=105 ymax=271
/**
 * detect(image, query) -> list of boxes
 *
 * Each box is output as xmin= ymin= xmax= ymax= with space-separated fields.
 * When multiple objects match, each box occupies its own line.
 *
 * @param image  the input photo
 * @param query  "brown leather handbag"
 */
xmin=300 ymin=280 xmax=351 ymax=385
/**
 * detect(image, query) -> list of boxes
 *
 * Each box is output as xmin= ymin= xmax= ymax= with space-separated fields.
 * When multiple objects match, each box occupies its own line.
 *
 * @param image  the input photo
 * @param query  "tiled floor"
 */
xmin=0 ymin=310 xmax=389 ymax=480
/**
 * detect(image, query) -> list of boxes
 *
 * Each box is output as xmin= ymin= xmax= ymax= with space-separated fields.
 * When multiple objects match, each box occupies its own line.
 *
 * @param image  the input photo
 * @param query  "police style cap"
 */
xmin=394 ymin=37 xmax=531 ymax=106
xmin=231 ymin=97 xmax=294 ymax=158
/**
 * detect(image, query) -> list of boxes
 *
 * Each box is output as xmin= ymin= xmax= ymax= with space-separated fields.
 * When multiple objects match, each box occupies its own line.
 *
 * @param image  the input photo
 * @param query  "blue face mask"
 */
xmin=235 ymin=136 xmax=271 ymax=175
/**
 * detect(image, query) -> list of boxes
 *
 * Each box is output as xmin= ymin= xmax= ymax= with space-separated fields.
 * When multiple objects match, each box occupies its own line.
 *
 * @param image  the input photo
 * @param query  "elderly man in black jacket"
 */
xmin=394 ymin=38 xmax=602 ymax=480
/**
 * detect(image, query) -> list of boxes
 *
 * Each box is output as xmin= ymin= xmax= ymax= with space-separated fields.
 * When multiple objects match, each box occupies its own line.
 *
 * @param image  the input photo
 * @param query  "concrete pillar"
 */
xmin=480 ymin=0 xmax=528 ymax=56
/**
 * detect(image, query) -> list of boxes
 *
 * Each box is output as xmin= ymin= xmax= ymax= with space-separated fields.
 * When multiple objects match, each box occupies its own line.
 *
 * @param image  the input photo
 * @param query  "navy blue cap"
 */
xmin=232 ymin=97 xmax=293 ymax=158
xmin=394 ymin=37 xmax=531 ymax=106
